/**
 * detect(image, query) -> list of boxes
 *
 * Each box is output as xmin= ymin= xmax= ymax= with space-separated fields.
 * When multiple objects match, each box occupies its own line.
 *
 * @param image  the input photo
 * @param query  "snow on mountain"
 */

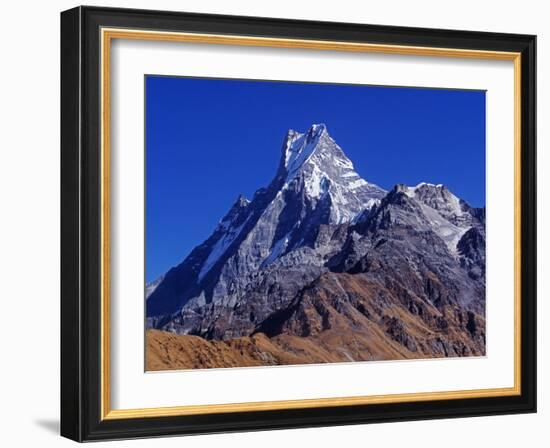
xmin=198 ymin=213 xmax=252 ymax=282
xmin=360 ymin=182 xmax=483 ymax=258
xmin=400 ymin=182 xmax=483 ymax=254
xmin=278 ymin=123 xmax=385 ymax=224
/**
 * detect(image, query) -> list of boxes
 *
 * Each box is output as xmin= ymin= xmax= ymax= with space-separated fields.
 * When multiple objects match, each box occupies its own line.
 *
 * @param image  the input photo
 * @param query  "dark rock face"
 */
xmin=457 ymin=226 xmax=486 ymax=281
xmin=146 ymin=124 xmax=486 ymax=365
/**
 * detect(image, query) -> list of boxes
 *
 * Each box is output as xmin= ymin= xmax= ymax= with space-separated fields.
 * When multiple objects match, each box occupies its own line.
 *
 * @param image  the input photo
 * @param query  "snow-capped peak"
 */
xmin=275 ymin=124 xmax=386 ymax=224
xmin=282 ymin=123 xmax=331 ymax=174
xmin=279 ymin=124 xmax=358 ymax=182
xmin=403 ymin=182 xmax=463 ymax=217
xmin=389 ymin=182 xmax=481 ymax=255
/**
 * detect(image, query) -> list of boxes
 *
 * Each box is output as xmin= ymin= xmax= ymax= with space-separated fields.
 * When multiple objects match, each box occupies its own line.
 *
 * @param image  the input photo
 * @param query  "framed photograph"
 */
xmin=60 ymin=6 xmax=536 ymax=441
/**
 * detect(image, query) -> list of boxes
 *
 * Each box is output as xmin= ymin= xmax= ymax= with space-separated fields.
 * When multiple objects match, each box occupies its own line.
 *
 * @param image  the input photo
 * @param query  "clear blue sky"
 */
xmin=146 ymin=75 xmax=486 ymax=282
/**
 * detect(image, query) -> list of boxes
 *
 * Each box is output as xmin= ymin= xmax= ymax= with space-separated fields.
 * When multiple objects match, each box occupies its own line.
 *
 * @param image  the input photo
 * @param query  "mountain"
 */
xmin=146 ymin=124 xmax=486 ymax=369
xmin=146 ymin=124 xmax=385 ymax=319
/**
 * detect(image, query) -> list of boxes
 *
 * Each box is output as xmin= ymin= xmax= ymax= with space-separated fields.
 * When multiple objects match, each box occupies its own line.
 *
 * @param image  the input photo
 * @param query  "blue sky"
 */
xmin=146 ymin=76 xmax=486 ymax=282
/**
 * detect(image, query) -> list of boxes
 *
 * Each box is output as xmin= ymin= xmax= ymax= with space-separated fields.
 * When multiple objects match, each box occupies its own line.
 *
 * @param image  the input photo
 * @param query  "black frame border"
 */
xmin=61 ymin=6 xmax=536 ymax=442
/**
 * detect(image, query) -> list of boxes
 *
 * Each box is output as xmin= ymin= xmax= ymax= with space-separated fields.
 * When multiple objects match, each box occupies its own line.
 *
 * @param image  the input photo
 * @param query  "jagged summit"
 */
xmin=358 ymin=181 xmax=484 ymax=259
xmin=281 ymin=123 xmax=328 ymax=171
xmin=399 ymin=181 xmax=481 ymax=228
xmin=280 ymin=123 xmax=350 ymax=176
xmin=273 ymin=124 xmax=386 ymax=223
